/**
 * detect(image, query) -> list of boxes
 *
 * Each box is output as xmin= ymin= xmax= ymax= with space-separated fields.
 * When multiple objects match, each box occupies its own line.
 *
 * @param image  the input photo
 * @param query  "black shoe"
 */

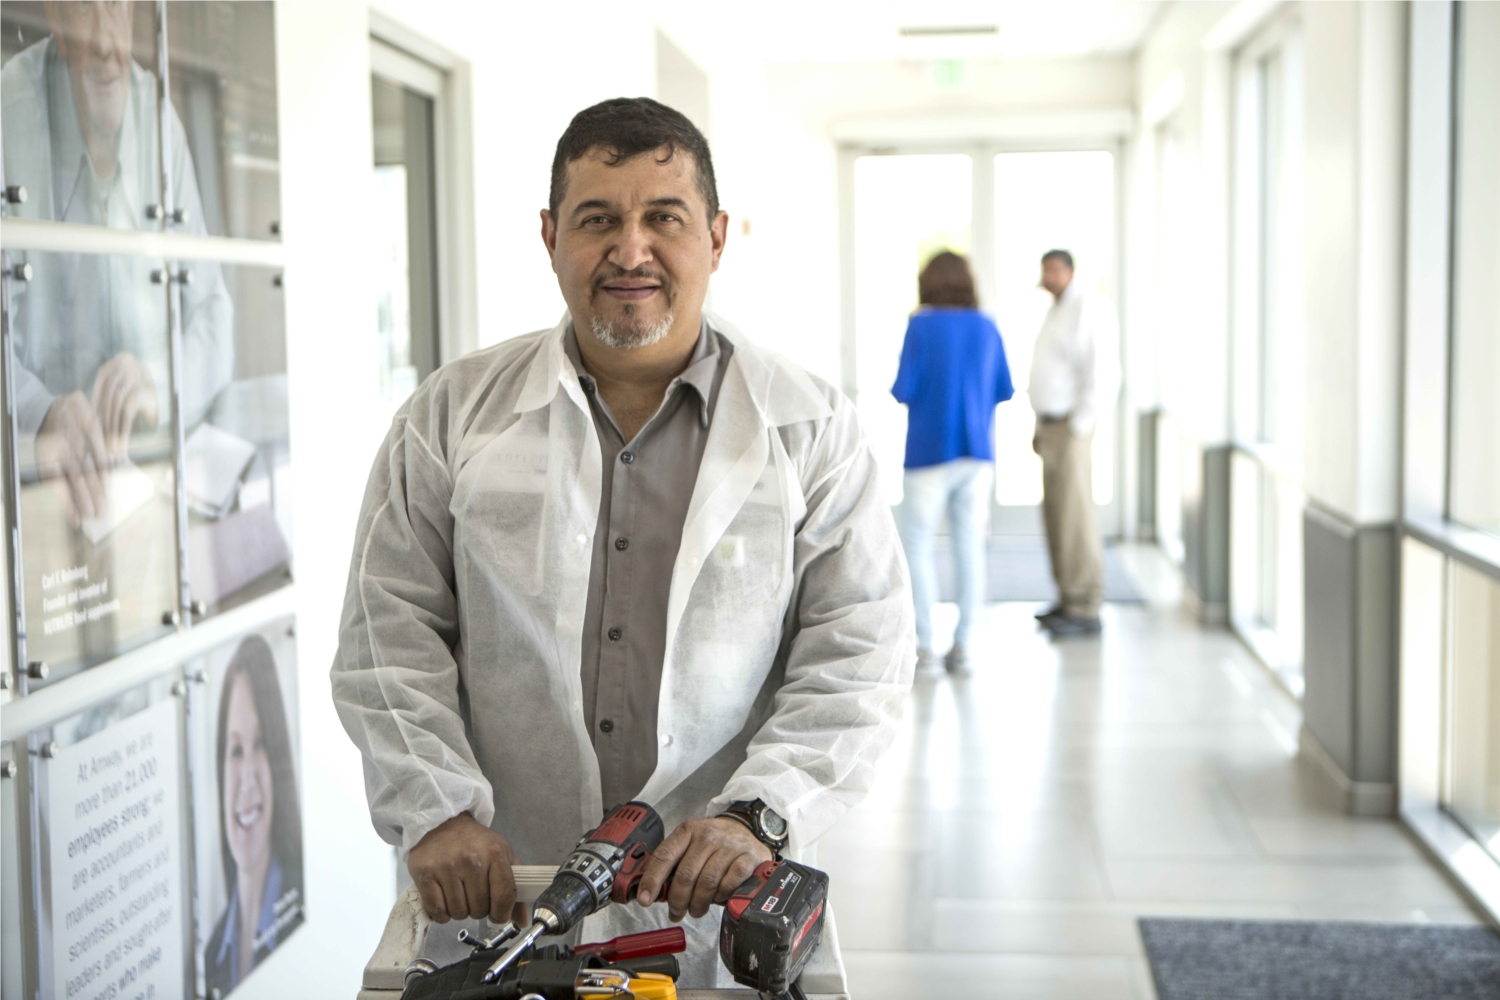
xmin=944 ymin=644 xmax=970 ymax=676
xmin=1042 ymin=615 xmax=1102 ymax=637
xmin=1034 ymin=603 xmax=1065 ymax=622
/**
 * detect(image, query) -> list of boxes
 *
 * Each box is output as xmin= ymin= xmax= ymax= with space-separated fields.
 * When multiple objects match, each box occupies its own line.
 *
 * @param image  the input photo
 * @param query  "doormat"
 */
xmin=1138 ymin=917 xmax=1500 ymax=1000
xmin=933 ymin=539 xmax=1145 ymax=603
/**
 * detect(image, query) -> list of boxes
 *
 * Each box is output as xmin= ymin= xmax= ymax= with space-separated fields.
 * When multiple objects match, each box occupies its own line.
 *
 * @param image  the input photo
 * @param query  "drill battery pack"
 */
xmin=718 ymin=860 xmax=829 ymax=999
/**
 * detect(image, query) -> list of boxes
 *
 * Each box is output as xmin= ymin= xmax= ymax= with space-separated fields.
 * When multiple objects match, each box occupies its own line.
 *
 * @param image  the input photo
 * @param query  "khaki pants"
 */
xmin=1036 ymin=418 xmax=1103 ymax=618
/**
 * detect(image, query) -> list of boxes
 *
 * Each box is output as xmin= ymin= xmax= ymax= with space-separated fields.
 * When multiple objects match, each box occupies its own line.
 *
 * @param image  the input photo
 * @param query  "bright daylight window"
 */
xmin=1448 ymin=2 xmax=1500 ymax=537
xmin=372 ymin=44 xmax=442 ymax=410
xmin=1229 ymin=20 xmax=1305 ymax=697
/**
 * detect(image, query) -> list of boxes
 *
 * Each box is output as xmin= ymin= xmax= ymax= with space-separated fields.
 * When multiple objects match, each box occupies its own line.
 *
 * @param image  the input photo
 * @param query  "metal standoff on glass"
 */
xmin=8 ymin=263 xmax=32 ymax=282
xmin=0 ymin=761 xmax=16 ymax=779
xmin=269 ymin=220 xmax=281 ymax=236
xmin=40 ymin=741 xmax=58 ymax=759
xmin=169 ymin=207 xmax=189 ymax=224
xmin=170 ymin=680 xmax=189 ymax=698
xmin=176 ymin=267 xmax=193 ymax=285
xmin=0 ymin=671 xmax=10 ymax=690
xmin=151 ymin=268 xmax=167 ymax=284
xmin=145 ymin=203 xmax=163 ymax=220
xmin=272 ymin=273 xmax=284 ymax=288
xmin=161 ymin=610 xmax=180 ymax=627
xmin=3 ymin=184 xmax=25 ymax=204
xmin=189 ymin=599 xmax=206 ymax=617
xmin=26 ymin=661 xmax=47 ymax=680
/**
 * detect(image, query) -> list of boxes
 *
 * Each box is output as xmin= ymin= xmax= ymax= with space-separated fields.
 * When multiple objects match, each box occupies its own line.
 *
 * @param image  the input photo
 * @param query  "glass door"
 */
xmin=851 ymin=153 xmax=974 ymax=507
xmin=848 ymin=146 xmax=1122 ymax=536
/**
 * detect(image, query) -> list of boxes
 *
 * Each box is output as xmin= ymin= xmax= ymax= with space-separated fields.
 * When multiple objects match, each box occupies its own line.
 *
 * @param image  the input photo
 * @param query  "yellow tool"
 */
xmin=574 ymin=969 xmax=676 ymax=998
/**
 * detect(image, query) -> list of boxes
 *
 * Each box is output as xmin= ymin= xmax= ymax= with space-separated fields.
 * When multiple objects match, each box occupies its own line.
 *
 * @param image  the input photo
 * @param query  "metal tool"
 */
xmin=481 ymin=801 xmax=666 ymax=984
xmin=457 ymin=921 xmax=519 ymax=952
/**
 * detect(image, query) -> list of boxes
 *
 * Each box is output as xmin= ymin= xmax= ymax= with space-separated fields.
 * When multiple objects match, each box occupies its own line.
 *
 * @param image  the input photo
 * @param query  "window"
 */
xmin=1399 ymin=0 xmax=1500 ymax=926
xmin=372 ymin=41 xmax=444 ymax=410
xmin=851 ymin=153 xmax=973 ymax=506
xmin=1449 ymin=2 xmax=1500 ymax=536
xmin=1229 ymin=17 xmax=1305 ymax=695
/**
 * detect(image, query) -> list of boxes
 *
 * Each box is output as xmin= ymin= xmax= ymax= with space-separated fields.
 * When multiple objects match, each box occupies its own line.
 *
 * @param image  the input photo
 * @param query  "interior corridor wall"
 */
xmin=1128 ymin=1 xmax=1237 ymax=612
xmin=1297 ymin=0 xmax=1408 ymax=812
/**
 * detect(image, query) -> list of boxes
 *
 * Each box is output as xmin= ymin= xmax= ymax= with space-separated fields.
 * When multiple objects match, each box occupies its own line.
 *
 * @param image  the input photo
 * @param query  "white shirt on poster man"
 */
xmin=1027 ymin=281 xmax=1120 ymax=437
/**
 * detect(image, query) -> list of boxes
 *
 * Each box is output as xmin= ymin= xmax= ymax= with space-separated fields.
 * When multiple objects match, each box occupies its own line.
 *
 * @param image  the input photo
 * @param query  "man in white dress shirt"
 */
xmin=1028 ymin=250 xmax=1118 ymax=635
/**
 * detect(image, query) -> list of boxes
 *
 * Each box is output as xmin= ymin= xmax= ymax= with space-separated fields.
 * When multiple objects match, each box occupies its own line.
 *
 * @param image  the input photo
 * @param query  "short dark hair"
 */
xmin=1041 ymin=249 xmax=1074 ymax=270
xmin=549 ymin=97 xmax=718 ymax=222
xmin=918 ymin=251 xmax=978 ymax=308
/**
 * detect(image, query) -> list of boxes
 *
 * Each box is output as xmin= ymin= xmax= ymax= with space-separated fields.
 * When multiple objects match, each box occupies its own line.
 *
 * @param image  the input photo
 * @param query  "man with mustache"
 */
xmin=333 ymin=98 xmax=914 ymax=989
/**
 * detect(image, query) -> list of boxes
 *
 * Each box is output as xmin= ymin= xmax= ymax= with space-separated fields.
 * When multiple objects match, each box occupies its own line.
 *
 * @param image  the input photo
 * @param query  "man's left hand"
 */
xmin=635 ymin=817 xmax=772 ymax=922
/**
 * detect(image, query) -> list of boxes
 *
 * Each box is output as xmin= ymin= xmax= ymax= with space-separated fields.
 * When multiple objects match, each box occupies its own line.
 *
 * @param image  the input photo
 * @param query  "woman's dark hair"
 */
xmin=216 ymin=635 xmax=303 ymax=898
xmin=918 ymin=251 xmax=979 ymax=308
xmin=550 ymin=97 xmax=718 ymax=221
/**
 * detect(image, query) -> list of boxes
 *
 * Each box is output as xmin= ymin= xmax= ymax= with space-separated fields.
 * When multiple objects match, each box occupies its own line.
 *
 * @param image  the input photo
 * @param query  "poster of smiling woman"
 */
xmin=186 ymin=617 xmax=304 ymax=997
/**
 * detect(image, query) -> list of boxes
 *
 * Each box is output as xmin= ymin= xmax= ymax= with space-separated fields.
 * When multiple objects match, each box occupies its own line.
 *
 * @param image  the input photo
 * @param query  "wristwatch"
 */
xmin=718 ymin=799 xmax=790 ymax=858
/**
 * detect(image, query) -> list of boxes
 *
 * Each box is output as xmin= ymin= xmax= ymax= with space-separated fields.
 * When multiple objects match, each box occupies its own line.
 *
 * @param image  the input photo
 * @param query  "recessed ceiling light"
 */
xmin=897 ymin=24 xmax=1000 ymax=38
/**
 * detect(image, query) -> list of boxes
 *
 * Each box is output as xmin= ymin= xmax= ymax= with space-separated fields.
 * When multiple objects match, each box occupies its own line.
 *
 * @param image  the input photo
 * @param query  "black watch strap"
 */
xmin=718 ymin=798 xmax=789 ymax=858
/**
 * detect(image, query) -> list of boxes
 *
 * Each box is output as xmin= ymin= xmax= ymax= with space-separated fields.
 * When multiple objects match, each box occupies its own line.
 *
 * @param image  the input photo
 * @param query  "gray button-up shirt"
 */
xmin=565 ymin=323 xmax=734 ymax=808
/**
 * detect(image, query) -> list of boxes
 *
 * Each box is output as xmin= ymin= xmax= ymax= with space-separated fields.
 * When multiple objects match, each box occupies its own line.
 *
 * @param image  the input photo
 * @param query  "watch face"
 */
xmin=759 ymin=807 xmax=788 ymax=839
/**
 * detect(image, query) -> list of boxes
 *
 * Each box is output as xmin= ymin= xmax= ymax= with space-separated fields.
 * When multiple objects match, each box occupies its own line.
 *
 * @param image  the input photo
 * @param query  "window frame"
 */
xmin=1398 ymin=0 xmax=1500 ymax=929
xmin=368 ymin=14 xmax=478 ymax=370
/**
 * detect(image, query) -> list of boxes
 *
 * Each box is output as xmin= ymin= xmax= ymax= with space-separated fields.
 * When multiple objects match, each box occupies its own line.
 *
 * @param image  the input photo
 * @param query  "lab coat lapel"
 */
xmin=663 ymin=351 xmax=771 ymax=654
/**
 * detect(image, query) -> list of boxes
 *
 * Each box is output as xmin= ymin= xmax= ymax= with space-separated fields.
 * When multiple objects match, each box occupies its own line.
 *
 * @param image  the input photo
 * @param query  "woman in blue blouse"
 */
xmin=891 ymin=252 xmax=1014 ymax=674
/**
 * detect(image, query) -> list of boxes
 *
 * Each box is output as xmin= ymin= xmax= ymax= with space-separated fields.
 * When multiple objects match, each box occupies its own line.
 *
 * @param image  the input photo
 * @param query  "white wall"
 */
xmin=1301 ymin=0 xmax=1407 ymax=525
xmin=254 ymin=5 xmax=394 ymax=997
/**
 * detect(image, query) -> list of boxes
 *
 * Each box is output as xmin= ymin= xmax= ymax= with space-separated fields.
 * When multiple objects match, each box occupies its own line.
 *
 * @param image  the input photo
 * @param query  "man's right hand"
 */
xmin=407 ymin=812 xmax=518 ymax=924
xmin=36 ymin=392 xmax=111 ymax=526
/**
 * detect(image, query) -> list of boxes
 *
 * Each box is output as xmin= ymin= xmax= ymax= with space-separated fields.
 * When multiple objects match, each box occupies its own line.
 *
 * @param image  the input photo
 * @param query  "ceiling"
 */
xmin=743 ymin=0 xmax=1166 ymax=63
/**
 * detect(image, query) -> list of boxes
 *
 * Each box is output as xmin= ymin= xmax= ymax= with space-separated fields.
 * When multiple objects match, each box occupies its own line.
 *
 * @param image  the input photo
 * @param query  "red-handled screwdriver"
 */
xmin=573 ymin=926 xmax=687 ymax=962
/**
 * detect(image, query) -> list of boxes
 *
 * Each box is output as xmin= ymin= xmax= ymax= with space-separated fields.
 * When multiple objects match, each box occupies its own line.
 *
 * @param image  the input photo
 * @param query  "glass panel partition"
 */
xmin=1 ymin=1 xmax=162 ymax=233
xmin=4 ymin=249 xmax=178 ymax=681
xmin=165 ymin=1 xmax=281 ymax=241
xmin=181 ymin=261 xmax=292 ymax=617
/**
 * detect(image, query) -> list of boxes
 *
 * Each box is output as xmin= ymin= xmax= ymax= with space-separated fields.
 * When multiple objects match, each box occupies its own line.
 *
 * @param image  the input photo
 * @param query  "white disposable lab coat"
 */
xmin=332 ymin=313 xmax=915 ymax=988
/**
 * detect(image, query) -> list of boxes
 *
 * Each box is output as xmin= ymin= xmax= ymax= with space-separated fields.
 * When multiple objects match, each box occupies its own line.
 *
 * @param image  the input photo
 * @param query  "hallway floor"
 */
xmin=819 ymin=548 xmax=1485 ymax=1000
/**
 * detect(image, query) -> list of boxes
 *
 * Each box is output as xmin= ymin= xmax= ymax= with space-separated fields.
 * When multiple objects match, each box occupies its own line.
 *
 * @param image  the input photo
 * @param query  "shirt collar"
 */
xmin=45 ymin=39 xmax=144 ymax=226
xmin=564 ymin=320 xmax=720 ymax=429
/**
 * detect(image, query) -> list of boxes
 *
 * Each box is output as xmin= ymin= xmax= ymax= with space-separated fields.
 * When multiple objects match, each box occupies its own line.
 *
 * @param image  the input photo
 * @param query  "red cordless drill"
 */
xmin=719 ymin=860 xmax=829 ymax=1000
xmin=482 ymin=800 xmax=665 ymax=983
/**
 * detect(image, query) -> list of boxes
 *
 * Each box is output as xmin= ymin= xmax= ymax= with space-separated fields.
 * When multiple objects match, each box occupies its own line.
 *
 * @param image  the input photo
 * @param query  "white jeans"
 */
xmin=897 ymin=459 xmax=993 ymax=651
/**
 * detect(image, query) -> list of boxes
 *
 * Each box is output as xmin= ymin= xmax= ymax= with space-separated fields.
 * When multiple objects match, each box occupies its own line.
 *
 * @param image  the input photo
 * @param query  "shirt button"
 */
xmin=620 ymin=451 xmax=635 ymax=464
xmin=659 ymin=733 xmax=673 ymax=747
xmin=599 ymin=719 xmax=615 ymax=733
xmin=615 ymin=537 xmax=629 ymax=551
xmin=608 ymin=626 xmax=623 ymax=641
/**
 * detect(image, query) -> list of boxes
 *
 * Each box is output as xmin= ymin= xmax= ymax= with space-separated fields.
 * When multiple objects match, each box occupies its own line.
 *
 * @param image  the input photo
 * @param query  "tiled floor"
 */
xmin=819 ymin=545 xmax=1484 ymax=1000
